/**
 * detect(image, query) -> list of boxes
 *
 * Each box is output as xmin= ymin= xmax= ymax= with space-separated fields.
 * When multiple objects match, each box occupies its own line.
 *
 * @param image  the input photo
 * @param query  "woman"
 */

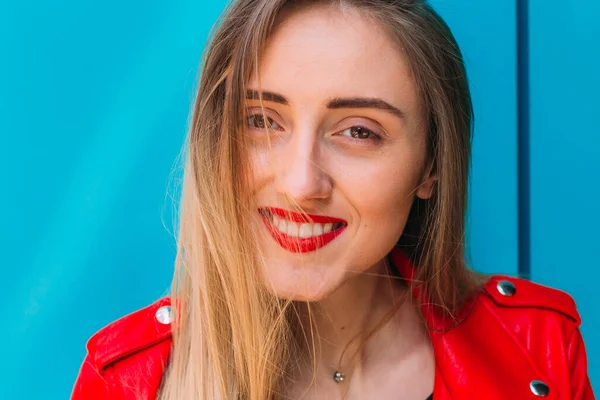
xmin=72 ymin=0 xmax=595 ymax=399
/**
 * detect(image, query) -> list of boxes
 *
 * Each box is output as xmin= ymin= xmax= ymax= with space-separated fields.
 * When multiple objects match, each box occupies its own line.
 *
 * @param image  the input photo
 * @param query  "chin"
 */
xmin=259 ymin=261 xmax=345 ymax=302
xmin=268 ymin=290 xmax=330 ymax=302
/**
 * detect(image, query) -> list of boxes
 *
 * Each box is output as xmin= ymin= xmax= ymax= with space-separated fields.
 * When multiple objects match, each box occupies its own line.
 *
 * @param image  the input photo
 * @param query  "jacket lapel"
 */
xmin=390 ymin=248 xmax=558 ymax=400
xmin=430 ymin=304 xmax=558 ymax=400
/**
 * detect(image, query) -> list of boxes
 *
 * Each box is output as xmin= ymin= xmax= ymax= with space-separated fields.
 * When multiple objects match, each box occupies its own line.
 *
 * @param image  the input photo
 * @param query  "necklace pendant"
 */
xmin=333 ymin=371 xmax=345 ymax=383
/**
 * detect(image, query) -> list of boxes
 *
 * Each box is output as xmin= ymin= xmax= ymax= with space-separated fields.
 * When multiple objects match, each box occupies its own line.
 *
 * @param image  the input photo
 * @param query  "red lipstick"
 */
xmin=259 ymin=207 xmax=347 ymax=253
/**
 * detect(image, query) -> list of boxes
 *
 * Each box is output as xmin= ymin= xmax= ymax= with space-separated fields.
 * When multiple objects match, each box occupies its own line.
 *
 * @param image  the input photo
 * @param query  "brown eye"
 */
xmin=341 ymin=126 xmax=377 ymax=140
xmin=247 ymin=114 xmax=281 ymax=130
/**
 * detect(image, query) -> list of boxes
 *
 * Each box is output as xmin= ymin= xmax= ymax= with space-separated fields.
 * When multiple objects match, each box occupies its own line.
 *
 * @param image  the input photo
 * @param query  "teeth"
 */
xmin=278 ymin=218 xmax=287 ymax=232
xmin=299 ymin=223 xmax=313 ymax=238
xmin=286 ymin=222 xmax=299 ymax=237
xmin=268 ymin=214 xmax=343 ymax=238
xmin=313 ymin=223 xmax=323 ymax=236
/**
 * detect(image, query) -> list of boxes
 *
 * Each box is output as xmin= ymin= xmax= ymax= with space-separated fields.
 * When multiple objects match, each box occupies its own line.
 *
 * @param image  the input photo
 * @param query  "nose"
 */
xmin=276 ymin=132 xmax=333 ymax=204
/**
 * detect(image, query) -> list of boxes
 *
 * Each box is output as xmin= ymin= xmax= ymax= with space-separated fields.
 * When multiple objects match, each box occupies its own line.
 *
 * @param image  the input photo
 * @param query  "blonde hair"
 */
xmin=159 ymin=0 xmax=479 ymax=398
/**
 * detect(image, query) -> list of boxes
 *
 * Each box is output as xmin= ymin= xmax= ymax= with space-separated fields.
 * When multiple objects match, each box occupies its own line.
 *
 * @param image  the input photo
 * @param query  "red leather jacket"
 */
xmin=72 ymin=250 xmax=595 ymax=399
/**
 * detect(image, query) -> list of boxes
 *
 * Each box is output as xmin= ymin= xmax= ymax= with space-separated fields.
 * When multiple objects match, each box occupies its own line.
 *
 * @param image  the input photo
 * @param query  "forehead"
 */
xmin=249 ymin=5 xmax=418 ymax=111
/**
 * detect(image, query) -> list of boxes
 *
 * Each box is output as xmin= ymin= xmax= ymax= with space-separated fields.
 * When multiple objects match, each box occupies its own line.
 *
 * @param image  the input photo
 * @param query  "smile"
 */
xmin=258 ymin=207 xmax=347 ymax=253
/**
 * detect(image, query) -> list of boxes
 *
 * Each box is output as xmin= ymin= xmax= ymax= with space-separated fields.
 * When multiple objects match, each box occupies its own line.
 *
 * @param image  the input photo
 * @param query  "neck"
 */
xmin=293 ymin=259 xmax=424 ymax=379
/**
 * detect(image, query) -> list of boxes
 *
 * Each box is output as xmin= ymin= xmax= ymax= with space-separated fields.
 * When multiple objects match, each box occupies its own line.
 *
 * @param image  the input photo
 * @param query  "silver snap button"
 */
xmin=497 ymin=280 xmax=516 ymax=296
xmin=530 ymin=380 xmax=549 ymax=397
xmin=155 ymin=305 xmax=172 ymax=324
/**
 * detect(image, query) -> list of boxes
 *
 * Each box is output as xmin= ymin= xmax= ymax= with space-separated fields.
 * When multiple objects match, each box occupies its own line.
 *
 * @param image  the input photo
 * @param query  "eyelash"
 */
xmin=246 ymin=112 xmax=383 ymax=144
xmin=246 ymin=114 xmax=283 ymax=131
xmin=337 ymin=126 xmax=382 ymax=142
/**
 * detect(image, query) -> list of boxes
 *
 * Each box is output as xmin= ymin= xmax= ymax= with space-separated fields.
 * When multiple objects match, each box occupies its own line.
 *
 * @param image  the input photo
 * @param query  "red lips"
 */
xmin=259 ymin=207 xmax=347 ymax=253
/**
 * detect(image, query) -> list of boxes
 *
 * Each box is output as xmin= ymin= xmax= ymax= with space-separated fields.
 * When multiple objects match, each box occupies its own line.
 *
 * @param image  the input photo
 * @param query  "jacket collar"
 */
xmin=389 ymin=247 xmax=559 ymax=400
xmin=95 ymin=248 xmax=559 ymax=399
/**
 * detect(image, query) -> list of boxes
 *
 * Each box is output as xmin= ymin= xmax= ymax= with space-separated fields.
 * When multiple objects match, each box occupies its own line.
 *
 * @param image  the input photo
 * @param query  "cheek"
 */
xmin=355 ymin=181 xmax=416 ymax=249
xmin=339 ymin=152 xmax=423 ymax=216
xmin=336 ymin=151 xmax=424 ymax=256
xmin=243 ymin=145 xmax=272 ymax=194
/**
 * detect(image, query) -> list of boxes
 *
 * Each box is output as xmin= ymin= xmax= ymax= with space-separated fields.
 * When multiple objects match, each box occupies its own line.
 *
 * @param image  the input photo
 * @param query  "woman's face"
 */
xmin=245 ymin=5 xmax=436 ymax=301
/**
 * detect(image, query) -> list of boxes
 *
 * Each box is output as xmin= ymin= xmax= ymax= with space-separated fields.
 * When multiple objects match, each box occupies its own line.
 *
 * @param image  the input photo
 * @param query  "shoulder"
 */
xmin=72 ymin=298 xmax=173 ymax=399
xmin=479 ymin=275 xmax=581 ymax=327
xmin=468 ymin=274 xmax=584 ymax=357
xmin=432 ymin=276 xmax=593 ymax=398
xmin=432 ymin=277 xmax=594 ymax=398
xmin=85 ymin=297 xmax=173 ymax=370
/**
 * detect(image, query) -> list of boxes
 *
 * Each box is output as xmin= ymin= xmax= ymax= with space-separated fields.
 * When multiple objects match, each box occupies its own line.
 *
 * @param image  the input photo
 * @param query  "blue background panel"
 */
xmin=0 ymin=0 xmax=596 ymax=398
xmin=1 ymin=0 xmax=229 ymax=398
xmin=529 ymin=0 xmax=600 ymax=388
xmin=432 ymin=0 xmax=518 ymax=276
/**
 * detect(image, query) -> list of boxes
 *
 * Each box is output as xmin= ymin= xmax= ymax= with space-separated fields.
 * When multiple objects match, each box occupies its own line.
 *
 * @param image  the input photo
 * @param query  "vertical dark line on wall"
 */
xmin=517 ymin=0 xmax=531 ymax=279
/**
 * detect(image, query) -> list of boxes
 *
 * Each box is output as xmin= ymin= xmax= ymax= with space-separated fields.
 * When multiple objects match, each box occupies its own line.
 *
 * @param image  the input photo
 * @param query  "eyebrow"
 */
xmin=328 ymin=97 xmax=405 ymax=119
xmin=246 ymin=90 xmax=288 ymax=105
xmin=246 ymin=90 xmax=405 ymax=119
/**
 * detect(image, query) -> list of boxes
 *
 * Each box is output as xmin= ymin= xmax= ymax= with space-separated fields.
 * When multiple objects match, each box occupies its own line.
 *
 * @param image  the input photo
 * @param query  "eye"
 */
xmin=339 ymin=126 xmax=380 ymax=140
xmin=247 ymin=114 xmax=282 ymax=130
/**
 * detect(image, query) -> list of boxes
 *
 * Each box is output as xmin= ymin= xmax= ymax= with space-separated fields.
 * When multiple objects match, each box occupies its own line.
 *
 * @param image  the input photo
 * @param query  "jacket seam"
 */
xmin=480 ymin=295 xmax=561 ymax=397
xmin=484 ymin=278 xmax=581 ymax=324
xmin=565 ymin=324 xmax=581 ymax=365
xmin=103 ymin=365 xmax=118 ymax=398
xmin=98 ymin=333 xmax=172 ymax=371
xmin=483 ymin=293 xmax=580 ymax=324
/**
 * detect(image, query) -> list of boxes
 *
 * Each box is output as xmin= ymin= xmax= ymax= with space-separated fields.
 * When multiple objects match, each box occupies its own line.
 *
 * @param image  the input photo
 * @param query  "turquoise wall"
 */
xmin=528 ymin=0 xmax=599 ymax=389
xmin=1 ymin=0 xmax=596 ymax=398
